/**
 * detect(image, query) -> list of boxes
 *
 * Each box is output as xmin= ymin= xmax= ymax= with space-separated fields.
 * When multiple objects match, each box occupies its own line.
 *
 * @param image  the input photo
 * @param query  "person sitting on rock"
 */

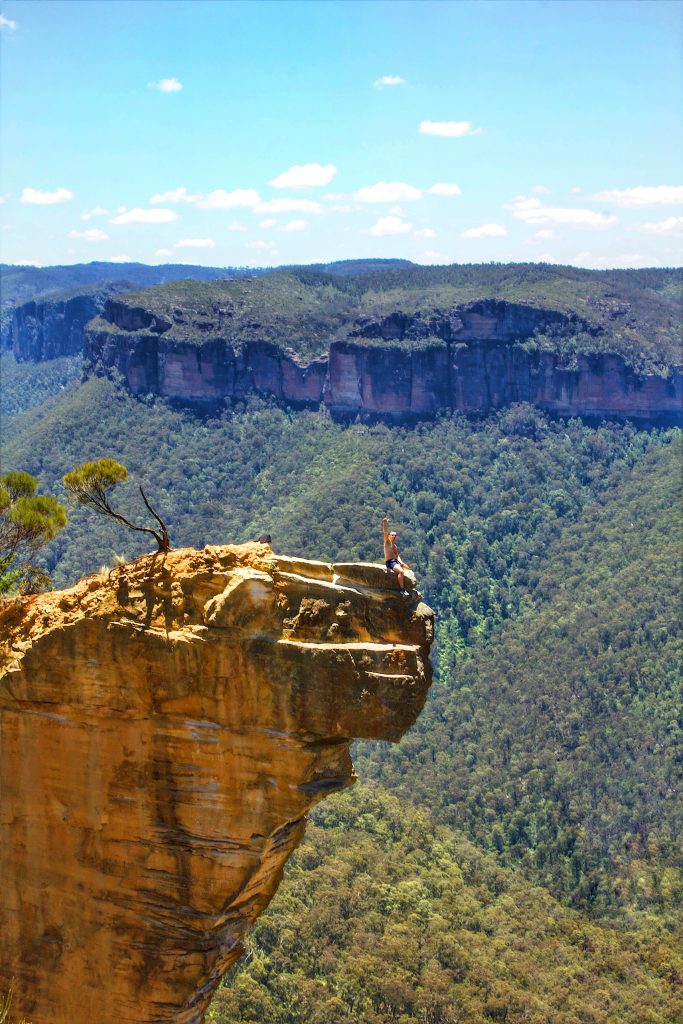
xmin=383 ymin=516 xmax=410 ymax=597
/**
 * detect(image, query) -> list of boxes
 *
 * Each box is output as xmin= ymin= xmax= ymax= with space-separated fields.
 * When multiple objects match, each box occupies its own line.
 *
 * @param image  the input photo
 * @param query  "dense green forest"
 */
xmin=113 ymin=263 xmax=683 ymax=371
xmin=1 ymin=341 xmax=681 ymax=1020
xmin=210 ymin=787 xmax=682 ymax=1024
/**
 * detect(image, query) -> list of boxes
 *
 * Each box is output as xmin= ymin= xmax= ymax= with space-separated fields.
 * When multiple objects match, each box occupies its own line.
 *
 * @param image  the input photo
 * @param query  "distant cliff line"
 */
xmin=7 ymin=293 xmax=683 ymax=423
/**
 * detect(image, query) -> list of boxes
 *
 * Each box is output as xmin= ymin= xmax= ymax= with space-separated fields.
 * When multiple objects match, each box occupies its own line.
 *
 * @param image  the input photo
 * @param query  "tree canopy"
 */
xmin=0 ymin=470 xmax=66 ymax=594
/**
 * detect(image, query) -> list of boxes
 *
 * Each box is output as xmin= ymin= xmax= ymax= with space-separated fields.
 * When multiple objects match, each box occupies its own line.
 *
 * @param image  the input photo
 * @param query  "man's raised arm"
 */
xmin=382 ymin=516 xmax=390 ymax=543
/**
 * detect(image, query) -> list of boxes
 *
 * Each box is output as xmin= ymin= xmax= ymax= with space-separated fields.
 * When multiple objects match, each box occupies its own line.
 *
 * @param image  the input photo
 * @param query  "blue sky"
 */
xmin=1 ymin=0 xmax=681 ymax=268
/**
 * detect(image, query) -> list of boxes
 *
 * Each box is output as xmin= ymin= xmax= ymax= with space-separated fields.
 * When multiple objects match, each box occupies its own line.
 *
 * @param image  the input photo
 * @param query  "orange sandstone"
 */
xmin=0 ymin=544 xmax=433 ymax=1024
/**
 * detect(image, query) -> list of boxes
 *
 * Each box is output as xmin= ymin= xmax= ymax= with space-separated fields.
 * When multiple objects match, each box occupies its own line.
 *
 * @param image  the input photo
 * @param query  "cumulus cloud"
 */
xmin=534 ymin=229 xmax=556 ymax=240
xmin=147 ymin=78 xmax=183 ymax=92
xmin=227 ymin=223 xmax=248 ymax=232
xmin=175 ymin=238 xmax=216 ymax=249
xmin=0 ymin=14 xmax=17 ymax=29
xmin=428 ymin=183 xmax=462 ymax=196
xmin=354 ymin=181 xmax=422 ymax=203
xmin=253 ymin=198 xmax=321 ymax=214
xmin=110 ymin=207 xmax=177 ymax=224
xmin=21 ymin=187 xmax=74 ymax=205
xmin=416 ymin=250 xmax=452 ymax=265
xmin=413 ymin=228 xmax=436 ymax=238
xmin=108 ymin=255 xmax=132 ymax=263
xmin=591 ymin=185 xmax=683 ymax=206
xmin=246 ymin=240 xmax=277 ymax=250
xmin=269 ymin=163 xmax=337 ymax=189
xmin=260 ymin=218 xmax=277 ymax=228
xmin=419 ymin=120 xmax=481 ymax=137
xmin=80 ymin=206 xmax=109 ymax=220
xmin=531 ymin=185 xmax=551 ymax=195
xmin=197 ymin=188 xmax=260 ymax=209
xmin=639 ymin=216 xmax=683 ymax=234
xmin=155 ymin=248 xmax=173 ymax=257
xmin=280 ymin=219 xmax=308 ymax=232
xmin=461 ymin=223 xmax=507 ymax=238
xmin=368 ymin=216 xmax=413 ymax=236
xmin=68 ymin=228 xmax=109 ymax=241
xmin=150 ymin=187 xmax=200 ymax=204
xmin=505 ymin=195 xmax=617 ymax=227
xmin=374 ymin=75 xmax=406 ymax=88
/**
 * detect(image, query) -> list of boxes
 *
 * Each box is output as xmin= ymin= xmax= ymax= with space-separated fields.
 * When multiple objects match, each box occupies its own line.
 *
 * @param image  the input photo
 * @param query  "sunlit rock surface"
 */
xmin=0 ymin=544 xmax=433 ymax=1024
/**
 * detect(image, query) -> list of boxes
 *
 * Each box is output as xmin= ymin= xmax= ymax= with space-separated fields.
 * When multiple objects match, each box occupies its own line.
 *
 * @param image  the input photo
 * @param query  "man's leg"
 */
xmin=392 ymin=565 xmax=407 ymax=593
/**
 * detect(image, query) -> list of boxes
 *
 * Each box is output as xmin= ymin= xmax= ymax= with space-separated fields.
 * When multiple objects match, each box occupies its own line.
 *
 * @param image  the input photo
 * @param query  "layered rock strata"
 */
xmin=84 ymin=299 xmax=682 ymax=422
xmin=0 ymin=544 xmax=433 ymax=1024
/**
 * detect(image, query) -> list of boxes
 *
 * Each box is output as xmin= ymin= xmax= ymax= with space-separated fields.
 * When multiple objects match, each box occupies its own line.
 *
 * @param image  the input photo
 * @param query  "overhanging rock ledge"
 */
xmin=0 ymin=543 xmax=433 ymax=1024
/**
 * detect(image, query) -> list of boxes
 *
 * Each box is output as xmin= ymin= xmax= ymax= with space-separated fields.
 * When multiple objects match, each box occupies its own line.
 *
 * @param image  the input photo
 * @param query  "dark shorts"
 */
xmin=386 ymin=558 xmax=400 ymax=571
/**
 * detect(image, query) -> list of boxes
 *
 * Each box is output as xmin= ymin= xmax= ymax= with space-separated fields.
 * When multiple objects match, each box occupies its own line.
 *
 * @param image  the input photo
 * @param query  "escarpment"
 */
xmin=83 ymin=297 xmax=682 ymax=422
xmin=0 ymin=544 xmax=433 ymax=1024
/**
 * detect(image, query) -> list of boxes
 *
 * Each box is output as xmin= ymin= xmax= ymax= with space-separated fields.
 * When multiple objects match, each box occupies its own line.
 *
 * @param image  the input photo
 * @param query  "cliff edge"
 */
xmin=0 ymin=544 xmax=433 ymax=1024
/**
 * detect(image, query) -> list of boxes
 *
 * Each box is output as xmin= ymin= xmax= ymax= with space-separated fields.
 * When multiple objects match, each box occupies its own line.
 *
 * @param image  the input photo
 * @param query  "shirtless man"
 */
xmin=383 ymin=516 xmax=410 ymax=596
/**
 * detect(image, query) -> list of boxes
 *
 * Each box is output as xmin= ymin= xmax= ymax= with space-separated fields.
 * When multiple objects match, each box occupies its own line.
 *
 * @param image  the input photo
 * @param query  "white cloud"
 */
xmin=534 ymin=229 xmax=556 ymax=240
xmin=419 ymin=120 xmax=481 ymax=137
xmin=68 ymin=228 xmax=109 ymax=241
xmin=80 ymin=206 xmax=109 ymax=220
xmin=571 ymin=250 xmax=648 ymax=269
xmin=155 ymin=248 xmax=173 ymax=257
xmin=110 ymin=207 xmax=177 ymax=224
xmin=428 ymin=183 xmax=462 ymax=196
xmin=0 ymin=14 xmax=17 ymax=29
xmin=280 ymin=219 xmax=308 ymax=232
xmin=175 ymin=238 xmax=216 ymax=248
xmin=269 ymin=163 xmax=337 ymax=189
xmin=413 ymin=228 xmax=436 ymax=238
xmin=373 ymin=75 xmax=406 ymax=88
xmin=354 ymin=181 xmax=422 ymax=203
xmin=416 ymin=250 xmax=452 ymax=264
xmin=461 ymin=223 xmax=507 ymax=238
xmin=591 ymin=185 xmax=683 ymax=206
xmin=639 ymin=216 xmax=683 ymax=235
xmin=260 ymin=219 xmax=277 ymax=228
xmin=197 ymin=188 xmax=261 ymax=209
xmin=246 ymin=240 xmax=277 ymax=250
xmin=368 ymin=215 xmax=413 ymax=236
xmin=227 ymin=223 xmax=248 ymax=232
xmin=21 ymin=186 xmax=74 ymax=205
xmin=148 ymin=78 xmax=183 ymax=92
xmin=253 ymin=197 xmax=321 ymax=214
xmin=531 ymin=185 xmax=551 ymax=195
xmin=108 ymin=255 xmax=133 ymax=263
xmin=571 ymin=187 xmax=583 ymax=194
xmin=505 ymin=195 xmax=617 ymax=227
xmin=2 ymin=223 xmax=15 ymax=231
xmin=150 ymin=187 xmax=200 ymax=204
xmin=116 ymin=205 xmax=128 ymax=213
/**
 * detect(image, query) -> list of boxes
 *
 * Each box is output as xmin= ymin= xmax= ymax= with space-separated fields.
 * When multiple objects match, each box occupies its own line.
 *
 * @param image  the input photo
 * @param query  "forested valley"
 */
xmin=1 ymin=340 xmax=681 ymax=1023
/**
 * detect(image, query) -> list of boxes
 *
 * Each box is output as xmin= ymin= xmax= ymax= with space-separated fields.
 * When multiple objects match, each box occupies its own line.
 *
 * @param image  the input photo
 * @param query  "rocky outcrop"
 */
xmin=9 ymin=292 xmax=109 ymax=361
xmin=0 ymin=544 xmax=433 ymax=1024
xmin=84 ymin=298 xmax=683 ymax=422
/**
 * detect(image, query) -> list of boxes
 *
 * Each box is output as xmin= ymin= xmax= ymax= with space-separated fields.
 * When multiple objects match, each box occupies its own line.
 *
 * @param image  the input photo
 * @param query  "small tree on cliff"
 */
xmin=63 ymin=459 xmax=171 ymax=553
xmin=0 ymin=471 xmax=67 ymax=595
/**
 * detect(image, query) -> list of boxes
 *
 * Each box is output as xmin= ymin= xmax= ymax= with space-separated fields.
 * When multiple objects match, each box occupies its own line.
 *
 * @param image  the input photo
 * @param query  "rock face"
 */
xmin=9 ymin=292 xmax=108 ymax=361
xmin=84 ymin=298 xmax=682 ymax=423
xmin=0 ymin=544 xmax=433 ymax=1024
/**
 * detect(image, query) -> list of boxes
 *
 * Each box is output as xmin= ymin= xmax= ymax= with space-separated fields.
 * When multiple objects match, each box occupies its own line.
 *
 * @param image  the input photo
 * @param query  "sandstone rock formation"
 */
xmin=0 ymin=544 xmax=433 ymax=1024
xmin=83 ymin=298 xmax=682 ymax=423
